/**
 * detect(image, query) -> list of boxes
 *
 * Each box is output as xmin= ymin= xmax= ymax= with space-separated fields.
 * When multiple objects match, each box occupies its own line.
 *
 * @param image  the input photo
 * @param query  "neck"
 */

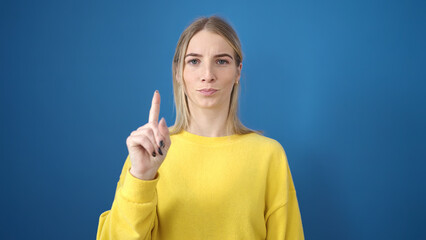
xmin=187 ymin=104 xmax=231 ymax=137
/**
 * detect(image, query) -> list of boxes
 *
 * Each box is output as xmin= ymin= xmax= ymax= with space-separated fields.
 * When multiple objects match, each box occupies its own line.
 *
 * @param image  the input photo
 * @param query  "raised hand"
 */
xmin=126 ymin=90 xmax=171 ymax=180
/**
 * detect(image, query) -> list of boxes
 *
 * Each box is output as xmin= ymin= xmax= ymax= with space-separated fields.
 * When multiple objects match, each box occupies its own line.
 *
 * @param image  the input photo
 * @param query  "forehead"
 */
xmin=186 ymin=30 xmax=234 ymax=54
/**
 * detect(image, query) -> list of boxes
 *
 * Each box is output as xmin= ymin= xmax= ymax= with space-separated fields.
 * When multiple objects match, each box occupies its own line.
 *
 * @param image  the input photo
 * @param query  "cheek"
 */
xmin=183 ymin=68 xmax=197 ymax=84
xmin=182 ymin=73 xmax=198 ymax=99
xmin=221 ymin=70 xmax=237 ymax=86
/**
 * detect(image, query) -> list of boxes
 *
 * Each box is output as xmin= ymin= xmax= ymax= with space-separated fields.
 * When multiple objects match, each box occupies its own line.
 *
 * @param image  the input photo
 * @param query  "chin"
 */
xmin=198 ymin=101 xmax=220 ymax=109
xmin=187 ymin=94 xmax=227 ymax=110
xmin=193 ymin=97 xmax=223 ymax=109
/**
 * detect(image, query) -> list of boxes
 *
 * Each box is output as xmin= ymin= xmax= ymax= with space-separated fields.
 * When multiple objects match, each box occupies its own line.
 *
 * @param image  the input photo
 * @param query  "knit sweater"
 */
xmin=97 ymin=130 xmax=304 ymax=239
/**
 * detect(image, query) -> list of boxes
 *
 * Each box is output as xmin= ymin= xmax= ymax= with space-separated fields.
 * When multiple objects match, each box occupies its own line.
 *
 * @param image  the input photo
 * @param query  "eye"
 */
xmin=187 ymin=59 xmax=199 ymax=65
xmin=217 ymin=59 xmax=229 ymax=65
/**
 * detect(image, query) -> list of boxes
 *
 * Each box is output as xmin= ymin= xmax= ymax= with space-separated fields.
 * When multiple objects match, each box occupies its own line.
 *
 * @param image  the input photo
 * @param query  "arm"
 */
xmin=97 ymin=155 xmax=159 ymax=240
xmin=265 ymin=144 xmax=305 ymax=239
xmin=97 ymin=91 xmax=170 ymax=239
xmin=265 ymin=189 xmax=304 ymax=240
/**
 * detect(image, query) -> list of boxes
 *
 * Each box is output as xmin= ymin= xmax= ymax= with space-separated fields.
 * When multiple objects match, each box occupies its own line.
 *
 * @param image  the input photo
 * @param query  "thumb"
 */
xmin=158 ymin=117 xmax=170 ymax=145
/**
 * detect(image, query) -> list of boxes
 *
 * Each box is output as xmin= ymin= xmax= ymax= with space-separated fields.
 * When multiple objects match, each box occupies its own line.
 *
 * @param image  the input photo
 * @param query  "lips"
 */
xmin=197 ymin=88 xmax=218 ymax=96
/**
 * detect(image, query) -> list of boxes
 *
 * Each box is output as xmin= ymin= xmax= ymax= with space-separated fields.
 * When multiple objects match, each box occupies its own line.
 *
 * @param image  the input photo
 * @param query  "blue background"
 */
xmin=1 ymin=0 xmax=425 ymax=239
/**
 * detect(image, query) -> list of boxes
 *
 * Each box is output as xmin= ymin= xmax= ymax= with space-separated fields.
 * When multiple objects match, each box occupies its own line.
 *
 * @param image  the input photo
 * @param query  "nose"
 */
xmin=201 ymin=62 xmax=216 ymax=82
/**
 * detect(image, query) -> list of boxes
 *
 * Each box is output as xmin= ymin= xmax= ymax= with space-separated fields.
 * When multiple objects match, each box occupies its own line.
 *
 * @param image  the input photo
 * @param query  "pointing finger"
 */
xmin=149 ymin=90 xmax=160 ymax=124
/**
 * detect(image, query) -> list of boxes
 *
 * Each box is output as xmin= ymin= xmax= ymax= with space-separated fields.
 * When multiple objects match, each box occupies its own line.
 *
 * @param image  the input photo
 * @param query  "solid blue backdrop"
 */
xmin=1 ymin=0 xmax=425 ymax=239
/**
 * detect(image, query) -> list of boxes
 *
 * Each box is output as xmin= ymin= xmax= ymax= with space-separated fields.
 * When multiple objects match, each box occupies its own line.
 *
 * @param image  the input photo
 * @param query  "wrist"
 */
xmin=129 ymin=167 xmax=158 ymax=180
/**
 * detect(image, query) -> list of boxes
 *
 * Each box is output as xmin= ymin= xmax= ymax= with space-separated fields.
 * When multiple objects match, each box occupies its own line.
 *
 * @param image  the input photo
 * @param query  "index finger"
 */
xmin=149 ymin=90 xmax=161 ymax=124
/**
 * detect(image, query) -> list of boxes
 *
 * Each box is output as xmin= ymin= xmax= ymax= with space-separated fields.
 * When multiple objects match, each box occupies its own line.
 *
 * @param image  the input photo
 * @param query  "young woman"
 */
xmin=97 ymin=16 xmax=304 ymax=240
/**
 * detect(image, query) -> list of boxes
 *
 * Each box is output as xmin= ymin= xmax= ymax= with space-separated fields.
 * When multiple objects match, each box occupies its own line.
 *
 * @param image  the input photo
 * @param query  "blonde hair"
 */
xmin=170 ymin=16 xmax=261 ymax=136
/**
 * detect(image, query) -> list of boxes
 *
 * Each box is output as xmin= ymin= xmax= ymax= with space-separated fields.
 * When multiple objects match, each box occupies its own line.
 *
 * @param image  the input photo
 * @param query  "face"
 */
xmin=182 ymin=30 xmax=242 ymax=111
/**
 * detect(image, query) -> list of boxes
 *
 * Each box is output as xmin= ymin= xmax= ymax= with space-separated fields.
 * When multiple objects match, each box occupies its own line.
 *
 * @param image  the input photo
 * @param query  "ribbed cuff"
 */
xmin=120 ymin=169 xmax=160 ymax=203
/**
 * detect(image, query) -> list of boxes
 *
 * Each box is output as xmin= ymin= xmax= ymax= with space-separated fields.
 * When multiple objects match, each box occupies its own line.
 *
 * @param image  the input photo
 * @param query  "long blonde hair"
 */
xmin=170 ymin=16 xmax=261 ymax=136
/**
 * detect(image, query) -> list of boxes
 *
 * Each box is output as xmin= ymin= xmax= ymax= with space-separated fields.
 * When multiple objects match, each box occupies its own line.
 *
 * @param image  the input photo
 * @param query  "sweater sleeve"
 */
xmin=265 ymin=144 xmax=305 ymax=240
xmin=97 ymin=155 xmax=160 ymax=240
xmin=265 ymin=190 xmax=305 ymax=239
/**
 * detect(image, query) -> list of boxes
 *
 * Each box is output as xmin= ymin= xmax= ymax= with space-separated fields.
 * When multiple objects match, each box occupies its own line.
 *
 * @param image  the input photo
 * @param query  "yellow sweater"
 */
xmin=97 ymin=130 xmax=304 ymax=239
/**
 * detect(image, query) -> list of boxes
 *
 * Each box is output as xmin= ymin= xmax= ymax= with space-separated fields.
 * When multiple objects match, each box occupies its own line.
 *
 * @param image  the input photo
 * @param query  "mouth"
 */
xmin=197 ymin=88 xmax=218 ymax=96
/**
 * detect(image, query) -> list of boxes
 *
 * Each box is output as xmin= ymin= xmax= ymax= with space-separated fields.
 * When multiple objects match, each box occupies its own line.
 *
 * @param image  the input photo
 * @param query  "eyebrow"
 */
xmin=184 ymin=53 xmax=234 ymax=60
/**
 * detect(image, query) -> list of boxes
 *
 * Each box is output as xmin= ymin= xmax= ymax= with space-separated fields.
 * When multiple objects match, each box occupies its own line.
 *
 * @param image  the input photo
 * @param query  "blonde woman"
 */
xmin=97 ymin=16 xmax=304 ymax=239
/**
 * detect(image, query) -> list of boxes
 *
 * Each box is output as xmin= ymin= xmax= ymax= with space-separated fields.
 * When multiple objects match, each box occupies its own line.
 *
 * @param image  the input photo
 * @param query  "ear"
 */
xmin=236 ymin=62 xmax=242 ymax=84
xmin=175 ymin=72 xmax=182 ymax=84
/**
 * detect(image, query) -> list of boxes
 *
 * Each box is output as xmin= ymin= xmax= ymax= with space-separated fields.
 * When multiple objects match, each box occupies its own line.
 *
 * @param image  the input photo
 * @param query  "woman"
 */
xmin=97 ymin=16 xmax=304 ymax=239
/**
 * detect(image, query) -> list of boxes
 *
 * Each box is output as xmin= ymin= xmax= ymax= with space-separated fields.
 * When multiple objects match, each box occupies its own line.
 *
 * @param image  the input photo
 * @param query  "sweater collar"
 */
xmin=175 ymin=130 xmax=243 ymax=146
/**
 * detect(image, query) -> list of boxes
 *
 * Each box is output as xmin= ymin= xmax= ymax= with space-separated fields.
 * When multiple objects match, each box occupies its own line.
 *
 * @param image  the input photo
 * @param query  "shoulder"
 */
xmin=243 ymin=133 xmax=284 ymax=149
xmin=242 ymin=133 xmax=286 ymax=156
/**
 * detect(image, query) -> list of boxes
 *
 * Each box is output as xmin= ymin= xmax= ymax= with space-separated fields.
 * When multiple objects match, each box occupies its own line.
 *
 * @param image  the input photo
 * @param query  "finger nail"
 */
xmin=160 ymin=140 xmax=165 ymax=148
xmin=152 ymin=151 xmax=156 ymax=157
xmin=158 ymin=147 xmax=163 ymax=156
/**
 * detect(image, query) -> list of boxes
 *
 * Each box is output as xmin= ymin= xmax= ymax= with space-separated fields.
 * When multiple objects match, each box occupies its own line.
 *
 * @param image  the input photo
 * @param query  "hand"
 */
xmin=126 ymin=90 xmax=171 ymax=180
